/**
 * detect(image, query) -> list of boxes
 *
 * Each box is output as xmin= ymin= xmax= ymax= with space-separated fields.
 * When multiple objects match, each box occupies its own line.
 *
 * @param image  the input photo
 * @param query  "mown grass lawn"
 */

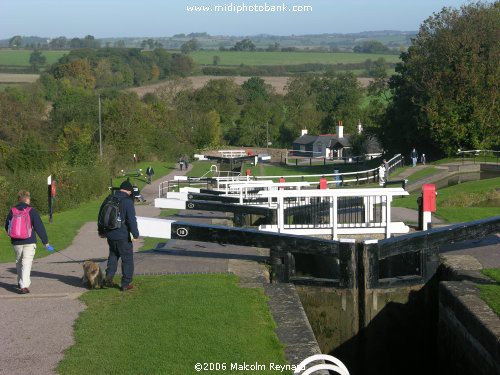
xmin=405 ymin=166 xmax=440 ymax=183
xmin=478 ymin=269 xmax=500 ymax=316
xmin=58 ymin=274 xmax=290 ymax=375
xmin=187 ymin=160 xmax=217 ymax=178
xmin=389 ymin=166 xmax=440 ymax=183
xmin=0 ymin=198 xmax=103 ymax=263
xmin=393 ymin=177 xmax=500 ymax=223
xmin=138 ymin=237 xmax=167 ymax=251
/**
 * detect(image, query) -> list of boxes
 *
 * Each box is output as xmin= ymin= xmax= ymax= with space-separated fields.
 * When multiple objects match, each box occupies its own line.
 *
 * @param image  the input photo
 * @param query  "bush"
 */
xmin=1 ymin=162 xmax=110 ymax=220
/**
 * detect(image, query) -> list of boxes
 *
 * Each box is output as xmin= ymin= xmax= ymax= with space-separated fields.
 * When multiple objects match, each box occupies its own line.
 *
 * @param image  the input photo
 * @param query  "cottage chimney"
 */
xmin=336 ymin=121 xmax=344 ymax=138
xmin=357 ymin=121 xmax=363 ymax=134
xmin=301 ymin=129 xmax=308 ymax=136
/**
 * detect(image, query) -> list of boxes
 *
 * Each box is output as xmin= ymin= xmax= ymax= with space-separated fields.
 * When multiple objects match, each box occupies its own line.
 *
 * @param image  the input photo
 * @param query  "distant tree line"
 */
xmin=4 ymin=32 xmax=410 ymax=53
xmin=47 ymin=48 xmax=197 ymax=88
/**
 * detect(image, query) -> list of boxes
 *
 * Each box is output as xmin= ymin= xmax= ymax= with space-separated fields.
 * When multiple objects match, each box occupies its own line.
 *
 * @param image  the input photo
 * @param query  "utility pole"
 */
xmin=98 ymin=95 xmax=103 ymax=158
xmin=266 ymin=120 xmax=269 ymax=151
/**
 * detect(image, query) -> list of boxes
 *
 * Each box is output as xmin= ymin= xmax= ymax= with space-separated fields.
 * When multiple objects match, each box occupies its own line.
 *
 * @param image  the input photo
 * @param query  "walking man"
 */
xmin=4 ymin=190 xmax=54 ymax=294
xmin=410 ymin=147 xmax=419 ymax=167
xmin=421 ymin=153 xmax=426 ymax=165
xmin=146 ymin=165 xmax=155 ymax=184
xmin=98 ymin=180 xmax=139 ymax=291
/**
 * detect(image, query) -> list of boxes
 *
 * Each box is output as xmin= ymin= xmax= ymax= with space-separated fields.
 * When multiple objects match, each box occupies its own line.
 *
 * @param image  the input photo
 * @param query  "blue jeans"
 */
xmin=412 ymin=157 xmax=417 ymax=167
xmin=106 ymin=238 xmax=134 ymax=287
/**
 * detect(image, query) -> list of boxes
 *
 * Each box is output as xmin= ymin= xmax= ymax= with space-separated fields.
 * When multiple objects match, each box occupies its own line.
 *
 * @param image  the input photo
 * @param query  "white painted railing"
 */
xmin=157 ymin=154 xmax=403 ymax=198
xmin=257 ymin=187 xmax=409 ymax=239
xmin=218 ymin=149 xmax=247 ymax=158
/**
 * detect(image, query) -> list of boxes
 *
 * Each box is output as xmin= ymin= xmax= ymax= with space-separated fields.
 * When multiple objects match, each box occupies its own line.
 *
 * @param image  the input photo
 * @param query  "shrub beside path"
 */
xmin=0 ymin=165 xmax=190 ymax=375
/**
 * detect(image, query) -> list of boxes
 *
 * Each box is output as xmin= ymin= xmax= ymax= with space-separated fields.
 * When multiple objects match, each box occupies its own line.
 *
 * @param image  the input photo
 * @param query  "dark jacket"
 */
xmin=411 ymin=149 xmax=418 ymax=159
xmin=4 ymin=203 xmax=49 ymax=245
xmin=146 ymin=167 xmax=154 ymax=176
xmin=99 ymin=191 xmax=139 ymax=241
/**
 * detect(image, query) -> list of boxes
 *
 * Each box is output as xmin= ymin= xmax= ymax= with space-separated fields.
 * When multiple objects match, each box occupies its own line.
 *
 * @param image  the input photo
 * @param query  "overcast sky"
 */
xmin=0 ymin=0 xmax=472 ymax=39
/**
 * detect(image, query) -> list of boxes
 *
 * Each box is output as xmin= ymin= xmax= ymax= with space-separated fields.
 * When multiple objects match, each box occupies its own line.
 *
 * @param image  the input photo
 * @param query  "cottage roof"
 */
xmin=293 ymin=134 xmax=318 ymax=145
xmin=293 ymin=133 xmax=352 ymax=148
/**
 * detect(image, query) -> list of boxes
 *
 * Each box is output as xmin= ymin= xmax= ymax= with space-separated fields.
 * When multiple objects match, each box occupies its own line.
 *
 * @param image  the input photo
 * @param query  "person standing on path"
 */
xmin=378 ymin=163 xmax=386 ymax=186
xmin=421 ymin=154 xmax=426 ymax=165
xmin=410 ymin=147 xmax=419 ymax=167
xmin=383 ymin=159 xmax=390 ymax=179
xmin=4 ymin=190 xmax=54 ymax=294
xmin=146 ymin=165 xmax=155 ymax=184
xmin=98 ymin=180 xmax=139 ymax=291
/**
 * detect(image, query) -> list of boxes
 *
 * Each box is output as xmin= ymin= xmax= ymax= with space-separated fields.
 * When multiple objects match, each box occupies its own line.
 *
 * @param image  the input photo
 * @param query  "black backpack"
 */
xmin=98 ymin=195 xmax=123 ymax=231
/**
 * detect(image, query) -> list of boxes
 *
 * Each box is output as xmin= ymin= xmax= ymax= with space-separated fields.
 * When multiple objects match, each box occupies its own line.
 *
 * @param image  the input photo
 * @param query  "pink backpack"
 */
xmin=8 ymin=207 xmax=33 ymax=240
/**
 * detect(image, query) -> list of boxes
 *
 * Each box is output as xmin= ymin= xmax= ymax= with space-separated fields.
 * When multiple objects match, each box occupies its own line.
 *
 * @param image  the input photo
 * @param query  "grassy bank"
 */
xmin=58 ymin=274 xmax=290 ymax=375
xmin=114 ymin=161 xmax=176 ymax=190
xmin=393 ymin=177 xmax=500 ymax=223
xmin=478 ymin=269 xmax=500 ymax=316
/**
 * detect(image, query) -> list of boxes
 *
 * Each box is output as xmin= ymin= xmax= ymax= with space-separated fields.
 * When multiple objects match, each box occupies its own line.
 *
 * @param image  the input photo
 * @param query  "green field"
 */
xmin=0 ymin=49 xmax=67 ymax=67
xmin=58 ymin=274 xmax=289 ymax=375
xmin=0 ymin=49 xmax=399 ymax=68
xmin=186 ymin=51 xmax=400 ymax=66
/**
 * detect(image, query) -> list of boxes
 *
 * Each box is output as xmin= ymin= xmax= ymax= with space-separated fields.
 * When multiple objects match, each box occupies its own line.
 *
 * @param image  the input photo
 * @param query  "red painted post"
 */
xmin=319 ymin=178 xmax=327 ymax=189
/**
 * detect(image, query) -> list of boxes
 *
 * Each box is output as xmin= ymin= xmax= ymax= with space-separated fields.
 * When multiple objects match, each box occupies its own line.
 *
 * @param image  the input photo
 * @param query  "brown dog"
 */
xmin=82 ymin=260 xmax=104 ymax=289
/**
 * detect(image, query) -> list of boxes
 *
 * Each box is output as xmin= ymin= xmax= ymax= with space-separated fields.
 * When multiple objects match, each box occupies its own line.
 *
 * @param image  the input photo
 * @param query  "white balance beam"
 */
xmin=137 ymin=217 xmax=174 ymax=239
xmin=155 ymin=198 xmax=187 ymax=209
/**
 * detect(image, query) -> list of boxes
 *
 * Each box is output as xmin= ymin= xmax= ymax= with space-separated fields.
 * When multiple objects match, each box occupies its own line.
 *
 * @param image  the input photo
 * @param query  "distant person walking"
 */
xmin=410 ymin=148 xmax=419 ymax=167
xmin=98 ymin=181 xmax=139 ymax=291
xmin=179 ymin=159 xmax=184 ymax=171
xmin=421 ymin=154 xmax=426 ymax=165
xmin=378 ymin=163 xmax=386 ymax=186
xmin=4 ymin=190 xmax=54 ymax=294
xmin=182 ymin=155 xmax=190 ymax=169
xmin=383 ymin=159 xmax=390 ymax=179
xmin=146 ymin=165 xmax=155 ymax=184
